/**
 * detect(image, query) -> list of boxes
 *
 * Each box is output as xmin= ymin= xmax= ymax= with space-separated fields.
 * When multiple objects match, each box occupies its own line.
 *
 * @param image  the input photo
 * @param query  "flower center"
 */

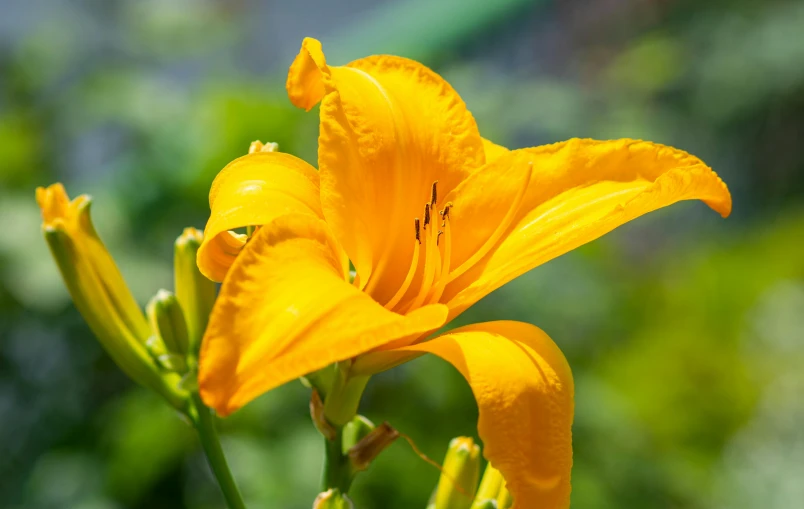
xmin=383 ymin=181 xmax=453 ymax=312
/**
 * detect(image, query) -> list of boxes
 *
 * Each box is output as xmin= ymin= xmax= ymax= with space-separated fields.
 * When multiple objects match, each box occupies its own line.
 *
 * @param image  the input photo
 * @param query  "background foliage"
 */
xmin=1 ymin=0 xmax=803 ymax=508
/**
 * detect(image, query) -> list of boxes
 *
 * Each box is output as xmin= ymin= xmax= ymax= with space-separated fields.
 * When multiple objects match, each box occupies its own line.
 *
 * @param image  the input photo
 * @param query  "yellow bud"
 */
xmin=496 ymin=483 xmax=512 ymax=509
xmin=472 ymin=463 xmax=507 ymax=509
xmin=174 ymin=227 xmax=216 ymax=355
xmin=248 ymin=140 xmax=279 ymax=154
xmin=432 ymin=437 xmax=481 ymax=509
xmin=36 ymin=184 xmax=186 ymax=410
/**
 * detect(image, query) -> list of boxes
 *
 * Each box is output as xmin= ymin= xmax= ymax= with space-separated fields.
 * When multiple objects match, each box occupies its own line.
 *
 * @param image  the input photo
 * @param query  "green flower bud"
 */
xmin=174 ymin=227 xmax=216 ymax=355
xmin=342 ymin=415 xmax=375 ymax=455
xmin=432 ymin=437 xmax=481 ymax=509
xmin=146 ymin=289 xmax=190 ymax=365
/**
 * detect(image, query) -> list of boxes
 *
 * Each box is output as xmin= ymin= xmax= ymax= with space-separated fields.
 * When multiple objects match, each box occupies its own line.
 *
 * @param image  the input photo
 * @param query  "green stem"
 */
xmin=322 ymin=429 xmax=352 ymax=493
xmin=192 ymin=393 xmax=247 ymax=509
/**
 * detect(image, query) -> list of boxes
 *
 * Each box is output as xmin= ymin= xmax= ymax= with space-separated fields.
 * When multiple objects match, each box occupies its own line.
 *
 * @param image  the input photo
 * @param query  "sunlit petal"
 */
xmin=286 ymin=37 xmax=485 ymax=305
xmin=399 ymin=321 xmax=574 ymax=509
xmin=197 ymin=151 xmax=323 ymax=282
xmin=198 ymin=214 xmax=448 ymax=416
xmin=445 ymin=138 xmax=732 ymax=316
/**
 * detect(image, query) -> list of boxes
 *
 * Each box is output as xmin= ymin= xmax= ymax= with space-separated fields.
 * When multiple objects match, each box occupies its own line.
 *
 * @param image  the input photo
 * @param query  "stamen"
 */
xmin=447 ymin=162 xmax=534 ymax=284
xmin=430 ymin=181 xmax=439 ymax=207
xmin=414 ymin=218 xmax=421 ymax=244
xmin=384 ymin=238 xmax=421 ymax=310
xmin=436 ymin=230 xmax=443 ymax=246
xmin=402 ymin=212 xmax=441 ymax=312
xmin=441 ymin=202 xmax=452 ymax=227
xmin=426 ymin=213 xmax=452 ymax=305
xmin=423 ymin=203 xmax=431 ymax=229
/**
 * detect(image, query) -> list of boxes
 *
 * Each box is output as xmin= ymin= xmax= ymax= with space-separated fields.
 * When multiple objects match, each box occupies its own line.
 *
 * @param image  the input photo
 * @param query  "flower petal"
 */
xmin=400 ymin=321 xmax=574 ymax=509
xmin=197 ymin=151 xmax=323 ymax=282
xmin=286 ymin=37 xmax=485 ymax=305
xmin=482 ymin=137 xmax=509 ymax=163
xmin=444 ymin=138 xmax=732 ymax=315
xmin=198 ymin=214 xmax=448 ymax=416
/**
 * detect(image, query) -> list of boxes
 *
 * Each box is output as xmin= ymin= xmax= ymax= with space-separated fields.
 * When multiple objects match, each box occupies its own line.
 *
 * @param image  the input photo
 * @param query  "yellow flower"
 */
xmin=36 ymin=184 xmax=186 ymax=409
xmin=196 ymin=38 xmax=732 ymax=508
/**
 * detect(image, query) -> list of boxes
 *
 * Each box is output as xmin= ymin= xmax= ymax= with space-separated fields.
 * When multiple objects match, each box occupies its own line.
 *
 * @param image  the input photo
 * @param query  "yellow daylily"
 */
xmin=196 ymin=37 xmax=732 ymax=508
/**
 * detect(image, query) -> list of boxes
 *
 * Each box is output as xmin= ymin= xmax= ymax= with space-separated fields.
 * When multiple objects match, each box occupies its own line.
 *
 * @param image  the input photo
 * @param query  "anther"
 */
xmin=423 ymin=204 xmax=431 ymax=228
xmin=440 ymin=203 xmax=452 ymax=227
xmin=437 ymin=230 xmax=444 ymax=246
xmin=430 ymin=181 xmax=439 ymax=207
xmin=414 ymin=218 xmax=421 ymax=244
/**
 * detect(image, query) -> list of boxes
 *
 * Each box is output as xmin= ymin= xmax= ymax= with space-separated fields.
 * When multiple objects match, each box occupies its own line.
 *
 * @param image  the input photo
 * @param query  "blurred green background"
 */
xmin=2 ymin=0 xmax=803 ymax=507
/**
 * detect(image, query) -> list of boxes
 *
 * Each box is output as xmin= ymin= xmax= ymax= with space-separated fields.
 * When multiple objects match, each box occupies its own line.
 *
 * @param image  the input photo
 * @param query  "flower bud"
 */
xmin=431 ymin=437 xmax=481 ymax=509
xmin=36 ymin=184 xmax=186 ymax=410
xmin=174 ymin=228 xmax=216 ymax=355
xmin=470 ymin=501 xmax=497 ymax=509
xmin=341 ymin=415 xmax=375 ymax=454
xmin=471 ymin=463 xmax=510 ymax=509
xmin=146 ymin=289 xmax=190 ymax=361
xmin=313 ymin=489 xmax=354 ymax=509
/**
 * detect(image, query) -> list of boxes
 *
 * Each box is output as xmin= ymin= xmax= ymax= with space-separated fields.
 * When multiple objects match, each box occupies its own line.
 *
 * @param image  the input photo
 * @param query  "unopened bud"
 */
xmin=174 ymin=228 xmax=216 ymax=354
xmin=342 ymin=415 xmax=375 ymax=454
xmin=36 ymin=184 xmax=186 ymax=411
xmin=146 ymin=289 xmax=190 ymax=365
xmin=432 ymin=437 xmax=481 ymax=509
xmin=248 ymin=140 xmax=279 ymax=154
xmin=496 ymin=484 xmax=512 ymax=509
xmin=313 ymin=489 xmax=354 ymax=509
xmin=472 ymin=463 xmax=508 ymax=509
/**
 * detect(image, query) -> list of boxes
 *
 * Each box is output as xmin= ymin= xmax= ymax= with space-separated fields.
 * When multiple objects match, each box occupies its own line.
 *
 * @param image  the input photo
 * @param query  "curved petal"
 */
xmin=399 ymin=321 xmax=574 ymax=509
xmin=197 ymin=151 xmax=323 ymax=282
xmin=444 ymin=138 xmax=732 ymax=316
xmin=482 ymin=137 xmax=509 ymax=163
xmin=286 ymin=37 xmax=485 ymax=305
xmin=198 ymin=214 xmax=448 ymax=416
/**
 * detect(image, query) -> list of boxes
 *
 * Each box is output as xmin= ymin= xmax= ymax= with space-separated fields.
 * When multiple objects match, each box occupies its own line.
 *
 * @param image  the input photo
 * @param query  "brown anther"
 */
xmin=423 ymin=203 xmax=431 ymax=228
xmin=414 ymin=218 xmax=421 ymax=244
xmin=430 ymin=181 xmax=439 ymax=207
xmin=440 ymin=203 xmax=452 ymax=228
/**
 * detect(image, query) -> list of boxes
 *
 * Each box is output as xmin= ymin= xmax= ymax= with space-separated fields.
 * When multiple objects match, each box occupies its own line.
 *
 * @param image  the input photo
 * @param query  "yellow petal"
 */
xmin=197 ymin=151 xmax=323 ymax=282
xmin=482 ymin=137 xmax=509 ymax=163
xmin=286 ymin=37 xmax=485 ymax=305
xmin=445 ymin=138 xmax=732 ymax=315
xmin=198 ymin=213 xmax=448 ymax=416
xmin=400 ymin=321 xmax=574 ymax=509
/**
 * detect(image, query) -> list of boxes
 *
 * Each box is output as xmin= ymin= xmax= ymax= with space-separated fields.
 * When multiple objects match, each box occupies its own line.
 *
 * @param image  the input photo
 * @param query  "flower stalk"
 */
xmin=191 ymin=392 xmax=247 ymax=509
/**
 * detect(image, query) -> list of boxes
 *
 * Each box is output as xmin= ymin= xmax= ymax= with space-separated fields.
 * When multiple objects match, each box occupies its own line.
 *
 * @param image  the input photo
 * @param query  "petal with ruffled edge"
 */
xmin=399 ymin=321 xmax=573 ymax=509
xmin=444 ymin=138 xmax=732 ymax=317
xmin=197 ymin=151 xmax=323 ymax=282
xmin=286 ymin=37 xmax=485 ymax=305
xmin=198 ymin=213 xmax=448 ymax=416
